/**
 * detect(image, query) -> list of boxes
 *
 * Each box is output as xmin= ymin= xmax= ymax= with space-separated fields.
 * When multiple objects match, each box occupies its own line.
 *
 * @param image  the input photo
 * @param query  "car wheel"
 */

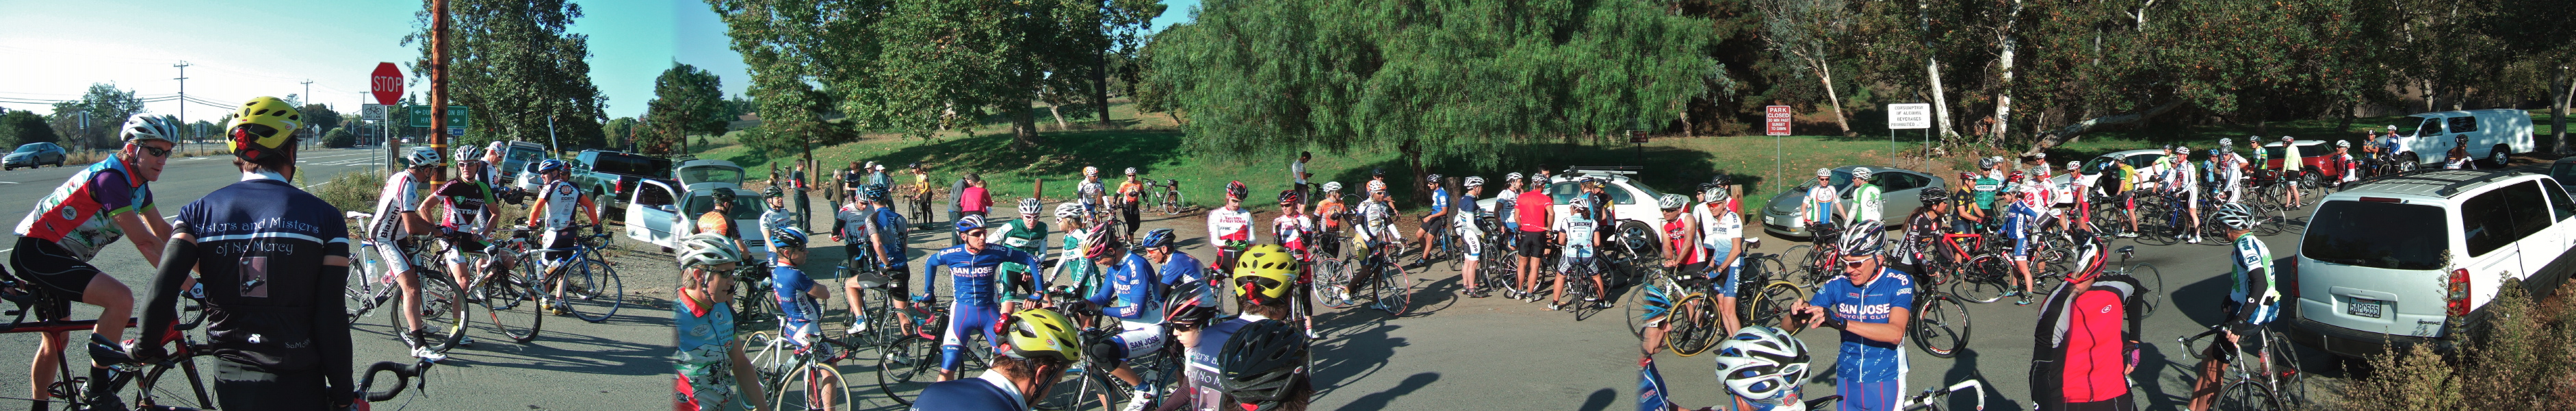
xmin=2490 ymin=145 xmax=2512 ymax=168
xmin=2396 ymin=153 xmax=2419 ymax=173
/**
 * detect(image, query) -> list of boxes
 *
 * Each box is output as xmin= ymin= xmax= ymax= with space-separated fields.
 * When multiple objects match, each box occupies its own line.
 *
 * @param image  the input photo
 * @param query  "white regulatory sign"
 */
xmin=361 ymin=104 xmax=390 ymax=121
xmin=1887 ymin=103 xmax=1932 ymax=129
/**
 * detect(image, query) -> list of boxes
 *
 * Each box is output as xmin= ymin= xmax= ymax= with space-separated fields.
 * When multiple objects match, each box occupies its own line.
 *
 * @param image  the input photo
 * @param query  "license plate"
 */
xmin=2348 ymin=299 xmax=2383 ymax=319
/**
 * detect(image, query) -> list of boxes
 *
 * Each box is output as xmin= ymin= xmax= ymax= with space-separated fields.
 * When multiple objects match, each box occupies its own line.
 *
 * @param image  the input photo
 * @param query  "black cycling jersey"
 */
xmin=136 ymin=175 xmax=354 ymax=407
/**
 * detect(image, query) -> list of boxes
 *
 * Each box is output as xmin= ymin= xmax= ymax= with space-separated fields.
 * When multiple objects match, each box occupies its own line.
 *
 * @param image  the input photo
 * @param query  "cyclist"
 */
xmin=1896 ymin=190 xmax=1951 ymax=279
xmin=1312 ymin=182 xmax=1348 ymax=260
xmin=1952 ymin=173 xmax=1989 ymax=233
xmin=2276 ymin=136 xmax=2304 ymax=207
xmin=526 ymin=158 xmax=608 ymax=314
xmin=1798 ymin=168 xmax=1840 ymax=234
xmin=2379 ymin=125 xmax=2406 ymax=167
xmin=907 ymin=308 xmax=1082 ymax=411
xmin=1119 ymin=168 xmax=1146 ymax=237
xmin=2063 ymin=160 xmax=2092 ymax=231
xmin=1646 ymin=193 xmax=1697 ymax=351
xmin=2031 ymin=230 xmax=2141 ymax=411
xmin=1344 ymin=181 xmax=1403 ymax=306
xmin=1212 ymin=319 xmax=1312 ymax=411
xmin=1788 ymin=229 xmax=1913 ymax=411
xmin=129 ymin=99 xmax=355 ymax=411
xmin=2187 ymin=203 xmax=2277 ymax=411
xmin=428 ymin=158 xmax=504 ymax=357
xmin=1082 ymin=231 xmax=1175 ymax=411
xmin=1511 ymin=175 xmax=1553 ymax=301
xmin=1140 ymin=228 xmax=1206 ymax=299
xmin=1697 ymin=179 xmax=1749 ymax=332
xmin=1049 ymin=203 xmax=1103 ymax=301
xmin=2330 ymin=140 xmax=2358 ymax=189
xmin=1496 ymin=173 xmax=1522 ymax=234
xmin=2445 ymin=135 xmax=2473 ymax=170
xmin=2163 ymin=147 xmax=2202 ymax=244
xmin=762 ymin=186 xmax=796 ymax=247
xmin=1451 ymin=177 xmax=1488 ymax=297
xmin=365 ymin=147 xmax=442 ymax=357
xmin=675 ymin=236 xmax=762 ymax=411
xmin=993 ymin=199 xmax=1051 ymax=305
xmin=2215 ymin=138 xmax=2246 ymax=206
xmin=2001 ymin=177 xmax=2042 ymax=306
xmin=926 ymin=215 xmax=1046 ymax=382
xmin=2027 ymin=153 xmax=2053 ymax=184
xmin=1078 ymin=166 xmax=1109 ymax=221
xmin=1547 ymin=197 xmax=1605 ymax=311
xmin=1272 ymin=190 xmax=1315 ymax=268
xmin=1177 ymin=247 xmax=1302 ymax=411
xmin=765 ymin=227 xmax=841 ymax=408
xmin=839 ymin=184 xmax=913 ymax=336
xmin=1847 ymin=167 xmax=1884 ymax=232
xmin=1637 ymin=326 xmax=1812 ymax=411
xmin=1207 ymin=181 xmax=1258 ymax=275
xmin=699 ymin=189 xmax=746 ymax=254
xmin=1409 ymin=175 xmax=1450 ymax=266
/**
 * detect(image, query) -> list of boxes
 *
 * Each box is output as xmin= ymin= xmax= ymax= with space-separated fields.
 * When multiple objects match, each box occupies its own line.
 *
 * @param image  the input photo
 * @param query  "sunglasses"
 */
xmin=1840 ymin=256 xmax=1873 ymax=270
xmin=135 ymin=145 xmax=172 ymax=158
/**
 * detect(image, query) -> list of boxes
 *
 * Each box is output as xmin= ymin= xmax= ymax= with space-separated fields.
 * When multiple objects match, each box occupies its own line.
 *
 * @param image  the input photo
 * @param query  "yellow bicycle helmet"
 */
xmin=1002 ymin=308 xmax=1081 ymax=362
xmin=226 ymin=96 xmax=302 ymax=162
xmin=1233 ymin=245 xmax=1298 ymax=303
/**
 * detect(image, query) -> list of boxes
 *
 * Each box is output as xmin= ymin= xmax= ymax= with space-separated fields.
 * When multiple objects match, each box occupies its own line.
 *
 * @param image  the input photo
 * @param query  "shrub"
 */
xmin=315 ymin=170 xmax=386 ymax=215
xmin=322 ymin=127 xmax=356 ymax=149
xmin=2333 ymin=277 xmax=2576 ymax=411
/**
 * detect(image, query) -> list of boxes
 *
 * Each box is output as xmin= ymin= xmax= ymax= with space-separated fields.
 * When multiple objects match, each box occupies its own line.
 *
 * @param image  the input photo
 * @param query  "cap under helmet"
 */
xmin=226 ymin=96 xmax=303 ymax=162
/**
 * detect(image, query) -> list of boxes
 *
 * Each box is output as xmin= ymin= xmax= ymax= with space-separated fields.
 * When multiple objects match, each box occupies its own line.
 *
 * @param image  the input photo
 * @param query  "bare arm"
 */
xmin=113 ymin=211 xmax=166 ymax=266
xmin=1840 ymin=307 xmax=1910 ymax=344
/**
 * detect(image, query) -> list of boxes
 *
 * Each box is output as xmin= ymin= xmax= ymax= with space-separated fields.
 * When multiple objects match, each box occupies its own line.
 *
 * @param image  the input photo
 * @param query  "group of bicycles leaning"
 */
xmin=673 ymin=164 xmax=1322 ymax=411
xmin=0 ymin=99 xmax=439 ymax=411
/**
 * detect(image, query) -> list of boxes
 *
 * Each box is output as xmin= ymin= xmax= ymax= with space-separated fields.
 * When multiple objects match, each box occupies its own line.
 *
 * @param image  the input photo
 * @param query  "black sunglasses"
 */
xmin=135 ymin=145 xmax=172 ymax=158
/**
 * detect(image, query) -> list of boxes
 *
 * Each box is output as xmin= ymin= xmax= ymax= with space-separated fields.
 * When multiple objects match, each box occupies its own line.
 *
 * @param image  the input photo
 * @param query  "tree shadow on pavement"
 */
xmin=1938 ymin=348 xmax=2027 ymax=411
xmin=1307 ymin=309 xmax=1411 ymax=402
xmin=1329 ymin=372 xmax=1439 ymax=411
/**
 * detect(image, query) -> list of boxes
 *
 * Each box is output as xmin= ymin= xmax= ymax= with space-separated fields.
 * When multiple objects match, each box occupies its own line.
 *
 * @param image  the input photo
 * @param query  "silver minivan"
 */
xmin=2290 ymin=169 xmax=2576 ymax=358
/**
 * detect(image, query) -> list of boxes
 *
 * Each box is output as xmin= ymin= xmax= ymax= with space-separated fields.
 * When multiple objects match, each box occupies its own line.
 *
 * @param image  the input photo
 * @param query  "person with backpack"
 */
xmin=2029 ymin=231 xmax=2144 ymax=411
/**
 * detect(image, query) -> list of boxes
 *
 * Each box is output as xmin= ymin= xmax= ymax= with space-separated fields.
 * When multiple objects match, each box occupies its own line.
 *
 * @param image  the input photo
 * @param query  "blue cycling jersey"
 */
xmin=1103 ymin=253 xmax=1164 ymax=321
xmin=2003 ymin=201 xmax=2040 ymax=239
xmin=1158 ymin=252 xmax=1204 ymax=287
xmin=772 ymin=266 xmax=821 ymax=338
xmin=870 ymin=207 xmax=910 ymax=269
xmin=909 ymin=372 xmax=1024 ymax=411
xmin=1429 ymin=188 xmax=1449 ymax=214
xmin=1808 ymin=269 xmax=1914 ymax=384
xmin=922 ymin=245 xmax=1045 ymax=309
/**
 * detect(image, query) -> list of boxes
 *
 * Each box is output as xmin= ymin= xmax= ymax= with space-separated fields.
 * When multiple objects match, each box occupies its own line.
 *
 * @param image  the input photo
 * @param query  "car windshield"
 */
xmin=684 ymin=191 xmax=766 ymax=220
xmin=679 ymin=166 xmax=746 ymax=186
xmin=1799 ymin=170 xmax=1855 ymax=192
xmin=504 ymin=148 xmax=547 ymax=166
xmin=2554 ymin=162 xmax=2576 ymax=184
xmin=12 ymin=145 xmax=40 ymax=153
xmin=1627 ymin=181 xmax=1667 ymax=203
xmin=2302 ymin=201 xmax=2447 ymax=270
xmin=2394 ymin=116 xmax=2436 ymax=136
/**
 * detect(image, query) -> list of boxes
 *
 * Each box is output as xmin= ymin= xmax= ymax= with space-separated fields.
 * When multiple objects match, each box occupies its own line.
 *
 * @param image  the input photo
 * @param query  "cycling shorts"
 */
xmin=368 ymin=236 xmax=423 ymax=276
xmin=1839 ymin=378 xmax=1903 ymax=411
xmin=2120 ymin=192 xmax=2135 ymax=210
xmin=2220 ymin=299 xmax=2279 ymax=327
xmin=1557 ymin=256 xmax=1598 ymax=276
xmin=10 ymin=237 xmax=102 ymax=304
xmin=2009 ymin=236 xmax=2032 ymax=261
xmin=939 ymin=301 xmax=1003 ymax=371
xmin=1104 ymin=318 xmax=1167 ymax=363
xmin=1709 ymin=245 xmax=1745 ymax=298
xmin=2057 ymin=393 xmax=2137 ymax=411
xmin=439 ymin=236 xmax=491 ymax=266
xmin=1516 ymin=231 xmax=1548 ymax=258
xmin=541 ymin=229 xmax=578 ymax=264
xmin=1455 ymin=224 xmax=1484 ymax=261
xmin=1422 ymin=216 xmax=1448 ymax=232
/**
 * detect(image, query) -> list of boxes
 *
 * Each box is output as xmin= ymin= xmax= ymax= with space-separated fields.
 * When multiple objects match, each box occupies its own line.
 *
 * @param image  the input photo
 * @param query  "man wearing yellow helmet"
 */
xmin=909 ymin=308 xmax=1080 ymax=410
xmin=1175 ymin=245 xmax=1305 ymax=411
xmin=12 ymin=113 xmax=181 ymax=409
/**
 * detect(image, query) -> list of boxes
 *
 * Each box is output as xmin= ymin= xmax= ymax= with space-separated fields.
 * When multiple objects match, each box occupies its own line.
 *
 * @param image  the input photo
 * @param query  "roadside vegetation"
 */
xmin=2334 ymin=282 xmax=2576 ymax=411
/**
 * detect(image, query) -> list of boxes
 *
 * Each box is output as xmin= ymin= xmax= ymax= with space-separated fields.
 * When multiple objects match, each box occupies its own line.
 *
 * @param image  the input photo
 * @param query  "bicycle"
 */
xmin=870 ymin=295 xmax=994 ymax=407
xmin=1315 ymin=239 xmax=1411 ymax=316
xmin=1908 ymin=267 xmax=1973 ymax=359
xmin=1154 ymin=179 xmax=1185 ymax=215
xmin=905 ymin=184 xmax=938 ymax=224
xmin=512 ymin=225 xmax=626 ymax=324
xmin=1897 ymin=374 xmax=1989 ymax=411
xmin=2178 ymin=320 xmax=2305 ymax=411
xmin=2100 ymin=245 xmax=2163 ymax=319
xmin=1040 ymin=312 xmax=1189 ymax=411
xmin=1930 ymin=232 xmax=2018 ymax=304
xmin=746 ymin=294 xmax=859 ymax=411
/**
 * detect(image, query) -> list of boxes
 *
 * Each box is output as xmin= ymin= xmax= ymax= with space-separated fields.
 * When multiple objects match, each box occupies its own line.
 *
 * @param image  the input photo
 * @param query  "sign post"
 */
xmin=1888 ymin=103 xmax=1932 ymax=161
xmin=1767 ymin=105 xmax=1791 ymax=194
xmin=1628 ymin=129 xmax=1648 ymax=164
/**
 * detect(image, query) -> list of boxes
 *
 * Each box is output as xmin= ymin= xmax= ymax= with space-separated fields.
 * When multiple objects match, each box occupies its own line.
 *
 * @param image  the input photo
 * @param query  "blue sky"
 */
xmin=0 ymin=0 xmax=1200 ymax=122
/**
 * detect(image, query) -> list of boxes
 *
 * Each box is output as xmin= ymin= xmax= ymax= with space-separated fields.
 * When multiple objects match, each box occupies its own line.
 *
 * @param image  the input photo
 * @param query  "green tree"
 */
xmin=1756 ymin=0 xmax=1858 ymax=136
xmin=0 ymin=110 xmax=60 ymax=147
xmin=321 ymin=127 xmax=358 ymax=148
xmin=645 ymin=62 xmax=728 ymax=155
xmin=1145 ymin=0 xmax=1729 ymax=179
xmin=297 ymin=103 xmax=345 ymax=139
xmin=601 ymin=116 xmax=641 ymax=151
xmin=46 ymin=84 xmax=146 ymax=150
xmin=401 ymin=0 xmax=609 ymax=153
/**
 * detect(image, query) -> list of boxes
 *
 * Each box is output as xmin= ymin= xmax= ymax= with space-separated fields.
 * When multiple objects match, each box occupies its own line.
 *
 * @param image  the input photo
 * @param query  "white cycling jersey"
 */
xmin=539 ymin=180 xmax=582 ymax=229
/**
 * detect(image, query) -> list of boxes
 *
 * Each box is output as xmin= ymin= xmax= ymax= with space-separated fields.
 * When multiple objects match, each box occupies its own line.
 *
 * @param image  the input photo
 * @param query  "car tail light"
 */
xmin=2445 ymin=268 xmax=2471 ymax=317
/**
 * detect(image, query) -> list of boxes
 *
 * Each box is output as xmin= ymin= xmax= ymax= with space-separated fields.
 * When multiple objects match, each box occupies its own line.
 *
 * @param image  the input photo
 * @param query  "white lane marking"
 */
xmin=0 ymin=182 xmax=18 ymax=184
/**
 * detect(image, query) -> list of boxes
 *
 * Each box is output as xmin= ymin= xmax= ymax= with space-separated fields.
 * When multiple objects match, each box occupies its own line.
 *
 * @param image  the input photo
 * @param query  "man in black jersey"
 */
xmin=129 ymin=97 xmax=354 ymax=411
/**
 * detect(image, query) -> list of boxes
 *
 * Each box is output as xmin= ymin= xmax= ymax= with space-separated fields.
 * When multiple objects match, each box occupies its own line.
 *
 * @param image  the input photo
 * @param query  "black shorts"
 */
xmin=2054 ymin=393 xmax=2137 ymax=411
xmin=1516 ymin=231 xmax=1548 ymax=258
xmin=1422 ymin=216 xmax=1448 ymax=232
xmin=12 ymin=237 xmax=101 ymax=304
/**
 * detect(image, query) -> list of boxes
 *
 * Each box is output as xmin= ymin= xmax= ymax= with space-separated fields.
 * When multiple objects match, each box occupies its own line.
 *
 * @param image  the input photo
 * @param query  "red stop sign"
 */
xmin=369 ymin=63 xmax=404 ymax=105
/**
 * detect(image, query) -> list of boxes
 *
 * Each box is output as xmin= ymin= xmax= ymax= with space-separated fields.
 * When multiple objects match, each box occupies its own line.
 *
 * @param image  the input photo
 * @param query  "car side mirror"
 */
xmin=655 ymin=205 xmax=677 ymax=212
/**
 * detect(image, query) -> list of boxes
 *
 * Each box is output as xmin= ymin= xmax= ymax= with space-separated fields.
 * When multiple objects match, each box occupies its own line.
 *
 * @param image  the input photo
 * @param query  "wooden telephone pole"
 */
xmin=427 ymin=0 xmax=450 ymax=184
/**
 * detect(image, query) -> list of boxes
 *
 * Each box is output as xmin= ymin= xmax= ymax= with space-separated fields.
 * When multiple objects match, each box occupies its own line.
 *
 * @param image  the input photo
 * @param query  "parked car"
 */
xmin=566 ymin=150 xmax=675 ymax=221
xmin=1759 ymin=166 xmax=1947 ymax=238
xmin=2384 ymin=109 xmax=2535 ymax=169
xmin=481 ymin=140 xmax=549 ymax=188
xmin=2289 ymin=169 xmax=2576 ymax=358
xmin=2072 ymin=149 xmax=2176 ymax=195
xmin=2549 ymin=158 xmax=2576 ymax=193
xmin=1472 ymin=167 xmax=1674 ymax=256
xmin=625 ymin=160 xmax=765 ymax=254
xmin=3 ymin=142 xmax=66 ymax=170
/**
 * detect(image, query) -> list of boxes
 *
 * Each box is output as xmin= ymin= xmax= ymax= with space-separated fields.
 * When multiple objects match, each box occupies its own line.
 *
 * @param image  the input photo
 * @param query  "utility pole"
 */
xmin=174 ymin=62 xmax=190 ymax=142
xmin=428 ymin=0 xmax=450 ymax=185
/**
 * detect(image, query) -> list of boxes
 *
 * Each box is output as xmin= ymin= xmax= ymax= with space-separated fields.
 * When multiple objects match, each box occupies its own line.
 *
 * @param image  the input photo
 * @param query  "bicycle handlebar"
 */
xmin=358 ymin=360 xmax=421 ymax=403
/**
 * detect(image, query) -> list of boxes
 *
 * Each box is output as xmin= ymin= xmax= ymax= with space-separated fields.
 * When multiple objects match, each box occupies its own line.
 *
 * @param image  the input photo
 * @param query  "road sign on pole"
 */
xmin=407 ymin=105 xmax=468 ymax=128
xmin=370 ymin=63 xmax=404 ymax=105
xmin=361 ymin=103 xmax=389 ymax=121
xmin=1764 ymin=105 xmax=1793 ymax=136
xmin=1887 ymin=103 xmax=1933 ymax=129
xmin=447 ymin=127 xmax=466 ymax=136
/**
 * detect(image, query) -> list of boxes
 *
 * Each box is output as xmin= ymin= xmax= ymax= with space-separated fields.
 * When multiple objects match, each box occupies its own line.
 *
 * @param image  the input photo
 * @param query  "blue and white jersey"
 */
xmin=771 ymin=266 xmax=822 ymax=339
xmin=1103 ymin=253 xmax=1164 ymax=321
xmin=1807 ymin=269 xmax=1914 ymax=384
xmin=922 ymin=245 xmax=1045 ymax=308
xmin=1429 ymin=188 xmax=1449 ymax=214
xmin=2002 ymin=201 xmax=2040 ymax=240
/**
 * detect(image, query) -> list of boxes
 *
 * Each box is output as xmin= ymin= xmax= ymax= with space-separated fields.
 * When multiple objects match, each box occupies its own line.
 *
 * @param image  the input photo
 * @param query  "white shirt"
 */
xmin=539 ymin=179 xmax=582 ymax=229
xmin=1697 ymin=201 xmax=1742 ymax=249
xmin=1206 ymin=207 xmax=1256 ymax=245
xmin=1291 ymin=160 xmax=1307 ymax=184
xmin=369 ymin=171 xmax=425 ymax=240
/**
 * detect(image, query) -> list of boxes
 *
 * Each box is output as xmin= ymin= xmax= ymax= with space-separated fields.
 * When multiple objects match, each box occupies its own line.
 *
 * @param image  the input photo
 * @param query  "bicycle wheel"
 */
xmin=484 ymin=270 xmax=543 ymax=343
xmin=562 ymin=258 xmax=624 ymax=323
xmin=1625 ymin=272 xmax=1671 ymax=339
xmin=1953 ymin=255 xmax=2014 ymax=303
xmin=346 ymin=246 xmax=389 ymax=323
xmin=1782 ymin=245 xmax=1814 ymax=278
xmin=746 ymin=334 xmax=796 ymax=382
xmin=2133 ymin=201 xmax=2179 ymax=246
xmin=771 ymin=360 xmax=854 ymax=411
xmin=1442 ymin=234 xmax=1463 ymax=273
xmin=1910 ymin=293 xmax=1970 ymax=358
xmin=2259 ymin=328 xmax=2308 ymax=409
xmin=412 ymin=274 xmax=471 ymax=352
xmin=1372 ymin=261 xmax=1411 ymax=316
xmin=2124 ymin=263 xmax=2162 ymax=319
xmin=2216 ymin=380 xmax=2282 ymax=411
xmin=874 ymin=336 xmax=941 ymax=406
xmin=1749 ymin=282 xmax=1805 ymax=334
xmin=1315 ymin=258 xmax=1355 ymax=309
xmin=1665 ymin=294 xmax=1719 ymax=356
xmin=1039 ymin=362 xmax=1119 ymax=411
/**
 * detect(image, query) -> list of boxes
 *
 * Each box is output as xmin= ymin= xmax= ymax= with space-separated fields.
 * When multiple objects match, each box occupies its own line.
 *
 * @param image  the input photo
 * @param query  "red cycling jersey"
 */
xmin=2062 ymin=289 xmax=2128 ymax=402
xmin=1514 ymin=190 xmax=1552 ymax=232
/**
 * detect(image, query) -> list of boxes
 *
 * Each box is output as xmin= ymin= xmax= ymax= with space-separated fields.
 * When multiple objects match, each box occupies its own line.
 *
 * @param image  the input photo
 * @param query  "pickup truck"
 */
xmin=626 ymin=159 xmax=766 ymax=253
xmin=554 ymin=149 xmax=675 ymax=221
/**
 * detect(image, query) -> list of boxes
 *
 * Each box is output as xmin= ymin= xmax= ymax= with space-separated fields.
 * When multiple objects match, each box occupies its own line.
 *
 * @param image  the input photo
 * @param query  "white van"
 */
xmin=2386 ymin=109 xmax=2535 ymax=169
xmin=2289 ymin=169 xmax=2576 ymax=358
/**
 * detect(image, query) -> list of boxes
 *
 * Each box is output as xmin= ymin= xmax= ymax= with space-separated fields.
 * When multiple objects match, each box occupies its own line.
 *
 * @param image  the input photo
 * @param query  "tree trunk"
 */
xmin=1401 ymin=138 xmax=1428 ymax=203
xmin=2556 ymin=64 xmax=2570 ymax=154
xmin=1989 ymin=0 xmax=2022 ymax=143
xmin=1047 ymin=99 xmax=1071 ymax=129
xmin=1919 ymin=0 xmax=1957 ymax=141
xmin=2025 ymin=99 xmax=2187 ymax=154
xmin=1095 ymin=50 xmax=1114 ymax=127
xmin=1817 ymin=58 xmax=1853 ymax=136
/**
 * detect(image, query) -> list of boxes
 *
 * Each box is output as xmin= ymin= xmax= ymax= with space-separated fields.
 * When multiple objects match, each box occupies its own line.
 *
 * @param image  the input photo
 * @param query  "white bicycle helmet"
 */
xmin=1568 ymin=196 xmax=1595 ymax=214
xmin=2220 ymin=138 xmax=2233 ymax=147
xmin=1124 ymin=166 xmax=1138 ymax=175
xmin=1463 ymin=176 xmax=1485 ymax=188
xmin=1838 ymin=225 xmax=1883 ymax=256
xmin=2336 ymin=140 xmax=2351 ymax=148
xmin=1054 ymin=203 xmax=1084 ymax=219
xmin=1366 ymin=180 xmax=1386 ymax=193
xmin=1714 ymin=326 xmax=1812 ymax=401
xmin=1084 ymin=166 xmax=1099 ymax=177
xmin=1018 ymin=198 xmax=1043 ymax=216
xmin=1657 ymin=193 xmax=1688 ymax=210
xmin=404 ymin=147 xmax=442 ymax=168
xmin=1851 ymin=166 xmax=1874 ymax=180
xmin=119 ymin=114 xmax=181 ymax=144
xmin=1320 ymin=182 xmax=1342 ymax=192
xmin=1814 ymin=168 xmax=1833 ymax=177
xmin=676 ymin=234 xmax=742 ymax=269
xmin=2216 ymin=202 xmax=2258 ymax=230
xmin=2066 ymin=160 xmax=2081 ymax=171
xmin=1505 ymin=173 xmax=1523 ymax=182
xmin=2178 ymin=146 xmax=2192 ymax=155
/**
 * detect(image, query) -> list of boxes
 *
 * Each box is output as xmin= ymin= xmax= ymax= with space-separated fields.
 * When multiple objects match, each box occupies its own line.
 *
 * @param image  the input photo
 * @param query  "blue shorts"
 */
xmin=2009 ymin=236 xmax=2031 ymax=261
xmin=1840 ymin=378 xmax=1903 ymax=411
xmin=939 ymin=301 xmax=1002 ymax=371
xmin=1706 ymin=245 xmax=1745 ymax=297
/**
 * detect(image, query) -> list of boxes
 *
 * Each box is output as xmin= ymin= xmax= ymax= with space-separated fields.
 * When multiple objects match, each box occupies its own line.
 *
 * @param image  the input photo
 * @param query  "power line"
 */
xmin=178 ymin=62 xmax=193 ymax=140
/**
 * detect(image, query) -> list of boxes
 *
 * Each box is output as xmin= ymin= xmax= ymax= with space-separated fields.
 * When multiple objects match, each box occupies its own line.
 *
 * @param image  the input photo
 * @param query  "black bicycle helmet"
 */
xmin=1219 ymin=319 xmax=1310 ymax=409
xmin=710 ymin=188 xmax=738 ymax=204
xmin=1162 ymin=280 xmax=1219 ymax=329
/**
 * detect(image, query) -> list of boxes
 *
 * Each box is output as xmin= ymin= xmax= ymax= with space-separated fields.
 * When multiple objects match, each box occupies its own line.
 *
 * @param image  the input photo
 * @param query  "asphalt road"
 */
xmin=784 ymin=195 xmax=2343 ymax=411
xmin=0 ymin=147 xmax=676 ymax=411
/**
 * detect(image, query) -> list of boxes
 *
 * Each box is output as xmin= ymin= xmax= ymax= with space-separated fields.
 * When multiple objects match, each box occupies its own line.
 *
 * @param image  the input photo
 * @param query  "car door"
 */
xmin=626 ymin=179 xmax=681 ymax=247
xmin=2458 ymin=187 xmax=2525 ymax=312
xmin=2498 ymin=181 xmax=2562 ymax=286
xmin=1877 ymin=172 xmax=1927 ymax=223
xmin=2539 ymin=181 xmax=2576 ymax=291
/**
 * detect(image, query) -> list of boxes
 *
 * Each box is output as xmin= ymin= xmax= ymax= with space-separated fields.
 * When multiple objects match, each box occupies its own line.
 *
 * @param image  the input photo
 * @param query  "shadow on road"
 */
xmin=1308 ymin=309 xmax=1411 ymax=401
xmin=1330 ymin=372 xmax=1438 ymax=411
